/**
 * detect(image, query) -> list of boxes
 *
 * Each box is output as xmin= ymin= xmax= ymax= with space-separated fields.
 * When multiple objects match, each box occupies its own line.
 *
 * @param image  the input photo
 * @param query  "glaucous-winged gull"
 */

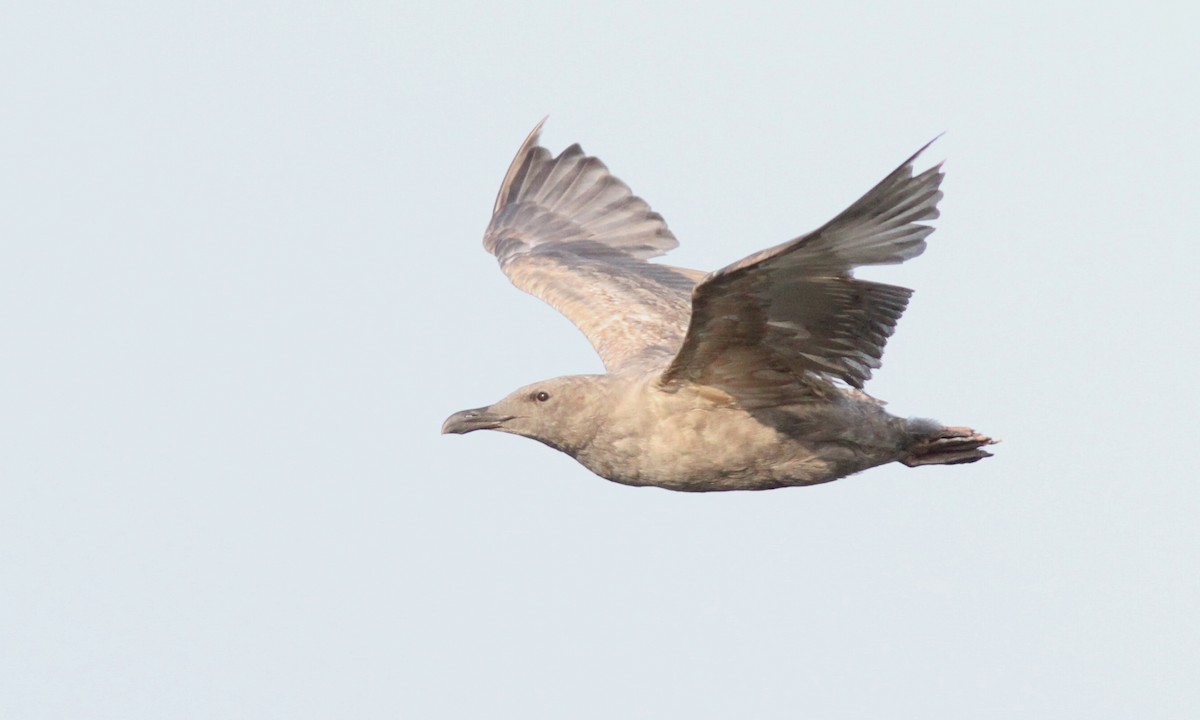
xmin=442 ymin=121 xmax=994 ymax=491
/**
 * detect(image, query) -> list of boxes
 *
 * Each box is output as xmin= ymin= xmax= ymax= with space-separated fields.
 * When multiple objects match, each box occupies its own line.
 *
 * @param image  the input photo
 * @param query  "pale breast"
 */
xmin=578 ymin=385 xmax=831 ymax=490
xmin=575 ymin=382 xmax=910 ymax=491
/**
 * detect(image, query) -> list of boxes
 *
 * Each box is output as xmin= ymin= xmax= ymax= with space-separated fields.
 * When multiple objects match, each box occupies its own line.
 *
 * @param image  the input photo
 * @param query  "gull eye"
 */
xmin=533 ymin=390 xmax=551 ymax=402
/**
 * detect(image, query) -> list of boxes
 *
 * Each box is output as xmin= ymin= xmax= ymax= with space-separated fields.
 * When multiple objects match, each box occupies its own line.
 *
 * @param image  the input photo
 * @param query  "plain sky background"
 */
xmin=3 ymin=2 xmax=1198 ymax=718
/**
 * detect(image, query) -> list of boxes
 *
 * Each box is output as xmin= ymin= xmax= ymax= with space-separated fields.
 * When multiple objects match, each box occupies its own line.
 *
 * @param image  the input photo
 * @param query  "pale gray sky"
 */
xmin=2 ymin=2 xmax=1198 ymax=718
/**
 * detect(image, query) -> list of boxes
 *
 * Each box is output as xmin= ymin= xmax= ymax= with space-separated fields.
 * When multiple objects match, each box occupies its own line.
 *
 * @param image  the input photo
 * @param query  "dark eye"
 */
xmin=533 ymin=391 xmax=551 ymax=402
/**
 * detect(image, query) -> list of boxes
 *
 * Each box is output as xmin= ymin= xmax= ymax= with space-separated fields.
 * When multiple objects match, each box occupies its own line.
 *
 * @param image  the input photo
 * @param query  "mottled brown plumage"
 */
xmin=442 ymin=121 xmax=993 ymax=491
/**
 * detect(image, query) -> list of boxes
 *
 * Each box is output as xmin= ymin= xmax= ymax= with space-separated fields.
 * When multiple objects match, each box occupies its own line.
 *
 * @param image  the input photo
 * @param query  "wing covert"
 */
xmin=659 ymin=143 xmax=945 ymax=401
xmin=482 ymin=121 xmax=698 ymax=370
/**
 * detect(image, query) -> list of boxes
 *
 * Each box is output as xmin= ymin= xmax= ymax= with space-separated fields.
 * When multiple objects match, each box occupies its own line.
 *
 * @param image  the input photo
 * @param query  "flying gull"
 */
xmin=442 ymin=121 xmax=994 ymax=491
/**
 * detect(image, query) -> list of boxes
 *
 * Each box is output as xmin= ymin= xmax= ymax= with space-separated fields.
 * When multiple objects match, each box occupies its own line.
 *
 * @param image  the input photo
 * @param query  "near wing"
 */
xmin=483 ymin=120 xmax=699 ymax=371
xmin=659 ymin=143 xmax=944 ymax=402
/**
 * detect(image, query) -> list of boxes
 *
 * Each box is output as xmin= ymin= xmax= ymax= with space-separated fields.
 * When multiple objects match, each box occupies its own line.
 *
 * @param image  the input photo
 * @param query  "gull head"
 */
xmin=441 ymin=374 xmax=613 ymax=454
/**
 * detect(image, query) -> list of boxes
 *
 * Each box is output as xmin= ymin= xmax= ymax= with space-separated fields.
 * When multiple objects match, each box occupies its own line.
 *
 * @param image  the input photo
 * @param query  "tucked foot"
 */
xmin=901 ymin=426 xmax=997 ymax=467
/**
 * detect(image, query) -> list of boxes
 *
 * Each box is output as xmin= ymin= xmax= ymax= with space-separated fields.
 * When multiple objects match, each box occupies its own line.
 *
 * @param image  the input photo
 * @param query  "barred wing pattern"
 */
xmin=483 ymin=121 xmax=698 ymax=371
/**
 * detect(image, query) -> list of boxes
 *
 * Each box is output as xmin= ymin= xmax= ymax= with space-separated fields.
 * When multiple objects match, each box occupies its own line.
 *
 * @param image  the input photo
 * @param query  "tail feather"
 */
xmin=901 ymin=425 xmax=996 ymax=467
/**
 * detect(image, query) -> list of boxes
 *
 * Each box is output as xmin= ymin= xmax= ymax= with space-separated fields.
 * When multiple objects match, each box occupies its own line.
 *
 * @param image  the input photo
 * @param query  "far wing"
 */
xmin=483 ymin=120 xmax=698 ymax=370
xmin=658 ymin=143 xmax=944 ymax=401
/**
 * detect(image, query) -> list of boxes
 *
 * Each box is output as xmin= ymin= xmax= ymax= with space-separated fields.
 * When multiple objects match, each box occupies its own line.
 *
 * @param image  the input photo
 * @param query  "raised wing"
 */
xmin=659 ymin=143 xmax=944 ymax=402
xmin=483 ymin=120 xmax=698 ymax=370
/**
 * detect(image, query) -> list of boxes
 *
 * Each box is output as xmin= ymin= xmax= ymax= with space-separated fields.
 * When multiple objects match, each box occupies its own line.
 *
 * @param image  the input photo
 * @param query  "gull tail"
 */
xmin=900 ymin=424 xmax=997 ymax=467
